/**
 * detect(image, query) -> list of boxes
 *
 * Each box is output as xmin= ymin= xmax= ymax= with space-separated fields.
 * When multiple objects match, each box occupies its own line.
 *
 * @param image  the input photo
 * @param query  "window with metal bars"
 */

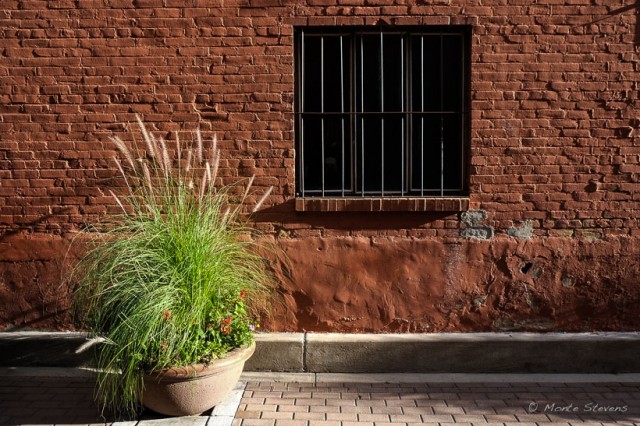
xmin=295 ymin=27 xmax=471 ymax=198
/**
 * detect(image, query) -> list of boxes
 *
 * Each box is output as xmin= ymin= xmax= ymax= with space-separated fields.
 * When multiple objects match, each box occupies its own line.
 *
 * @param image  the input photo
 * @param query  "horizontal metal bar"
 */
xmin=301 ymin=32 xmax=466 ymax=38
xmin=304 ymin=186 xmax=464 ymax=194
xmin=296 ymin=111 xmax=465 ymax=116
xmin=409 ymin=187 xmax=465 ymax=192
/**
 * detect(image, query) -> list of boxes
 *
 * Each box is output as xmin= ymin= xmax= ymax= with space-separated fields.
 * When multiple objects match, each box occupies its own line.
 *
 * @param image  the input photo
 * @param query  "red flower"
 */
xmin=163 ymin=310 xmax=171 ymax=321
xmin=239 ymin=289 xmax=247 ymax=300
xmin=220 ymin=316 xmax=233 ymax=335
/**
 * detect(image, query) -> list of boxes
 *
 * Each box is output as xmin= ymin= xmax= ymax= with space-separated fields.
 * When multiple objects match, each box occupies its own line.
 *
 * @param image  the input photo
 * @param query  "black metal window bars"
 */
xmin=295 ymin=27 xmax=470 ymax=198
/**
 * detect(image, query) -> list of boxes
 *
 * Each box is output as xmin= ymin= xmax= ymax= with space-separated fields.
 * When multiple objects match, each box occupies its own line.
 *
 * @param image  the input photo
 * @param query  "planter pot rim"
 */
xmin=144 ymin=342 xmax=255 ymax=382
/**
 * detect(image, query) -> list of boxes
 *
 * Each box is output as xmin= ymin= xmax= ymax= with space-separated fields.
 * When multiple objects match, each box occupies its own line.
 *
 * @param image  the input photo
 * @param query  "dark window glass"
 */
xmin=442 ymin=35 xmax=464 ymax=113
xmin=302 ymin=36 xmax=322 ymax=113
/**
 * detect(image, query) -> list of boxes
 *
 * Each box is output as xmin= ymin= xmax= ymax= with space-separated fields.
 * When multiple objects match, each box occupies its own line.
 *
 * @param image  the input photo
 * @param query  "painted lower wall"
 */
xmin=2 ymin=232 xmax=639 ymax=332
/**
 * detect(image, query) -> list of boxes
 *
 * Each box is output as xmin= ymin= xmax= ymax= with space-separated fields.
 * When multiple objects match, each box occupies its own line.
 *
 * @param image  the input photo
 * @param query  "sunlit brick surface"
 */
xmin=3 ymin=375 xmax=640 ymax=425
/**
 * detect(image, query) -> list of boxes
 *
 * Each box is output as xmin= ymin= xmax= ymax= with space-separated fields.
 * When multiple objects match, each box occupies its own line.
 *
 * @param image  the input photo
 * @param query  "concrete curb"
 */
xmin=311 ymin=372 xmax=640 ymax=383
xmin=303 ymin=332 xmax=640 ymax=373
xmin=242 ymin=372 xmax=640 ymax=383
xmin=3 ymin=331 xmax=640 ymax=373
xmin=247 ymin=332 xmax=304 ymax=371
xmin=2 ymin=368 xmax=640 ymax=384
xmin=247 ymin=332 xmax=640 ymax=373
xmin=0 ymin=366 xmax=98 ymax=377
xmin=0 ymin=331 xmax=92 ymax=367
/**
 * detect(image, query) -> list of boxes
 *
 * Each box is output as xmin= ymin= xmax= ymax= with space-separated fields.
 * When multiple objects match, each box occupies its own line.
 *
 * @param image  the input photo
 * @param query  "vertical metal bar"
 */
xmin=360 ymin=35 xmax=365 ymax=196
xmin=460 ymin=33 xmax=465 ymax=191
xmin=350 ymin=34 xmax=356 ymax=195
xmin=380 ymin=32 xmax=384 ymax=196
xmin=401 ymin=35 xmax=405 ymax=196
xmin=440 ymin=34 xmax=444 ymax=196
xmin=300 ymin=30 xmax=305 ymax=197
xmin=420 ymin=35 xmax=424 ymax=196
xmin=340 ymin=35 xmax=345 ymax=196
xmin=440 ymin=116 xmax=444 ymax=195
xmin=407 ymin=34 xmax=413 ymax=195
xmin=321 ymin=36 xmax=325 ymax=197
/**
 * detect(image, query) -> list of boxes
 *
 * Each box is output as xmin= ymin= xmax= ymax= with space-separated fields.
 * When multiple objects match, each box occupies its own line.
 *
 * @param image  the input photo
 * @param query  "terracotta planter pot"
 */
xmin=141 ymin=342 xmax=255 ymax=416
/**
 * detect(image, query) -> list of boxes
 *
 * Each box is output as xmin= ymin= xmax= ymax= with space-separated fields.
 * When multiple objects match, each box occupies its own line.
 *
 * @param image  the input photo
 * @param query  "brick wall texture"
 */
xmin=1 ymin=0 xmax=639 ymax=332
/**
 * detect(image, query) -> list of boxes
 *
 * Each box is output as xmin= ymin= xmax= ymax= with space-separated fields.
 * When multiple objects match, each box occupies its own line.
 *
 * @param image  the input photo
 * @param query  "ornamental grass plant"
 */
xmin=72 ymin=118 xmax=273 ymax=418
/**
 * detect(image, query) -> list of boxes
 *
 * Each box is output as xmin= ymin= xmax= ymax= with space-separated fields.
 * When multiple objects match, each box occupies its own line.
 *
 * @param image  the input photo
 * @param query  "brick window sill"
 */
xmin=295 ymin=197 xmax=470 ymax=212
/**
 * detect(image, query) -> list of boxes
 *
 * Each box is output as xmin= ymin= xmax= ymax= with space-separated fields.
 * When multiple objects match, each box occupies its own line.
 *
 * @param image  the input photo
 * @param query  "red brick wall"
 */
xmin=1 ymin=0 xmax=639 ymax=331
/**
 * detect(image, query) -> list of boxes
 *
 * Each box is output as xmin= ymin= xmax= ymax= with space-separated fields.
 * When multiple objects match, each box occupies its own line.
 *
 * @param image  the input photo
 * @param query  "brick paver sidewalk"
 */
xmin=236 ymin=380 xmax=640 ymax=426
xmin=0 ymin=374 xmax=108 ymax=425
xmin=1 ymin=371 xmax=640 ymax=425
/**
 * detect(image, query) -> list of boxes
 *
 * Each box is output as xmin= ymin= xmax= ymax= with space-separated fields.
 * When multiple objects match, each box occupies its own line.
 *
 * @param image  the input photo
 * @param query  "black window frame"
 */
xmin=294 ymin=26 xmax=472 ymax=198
